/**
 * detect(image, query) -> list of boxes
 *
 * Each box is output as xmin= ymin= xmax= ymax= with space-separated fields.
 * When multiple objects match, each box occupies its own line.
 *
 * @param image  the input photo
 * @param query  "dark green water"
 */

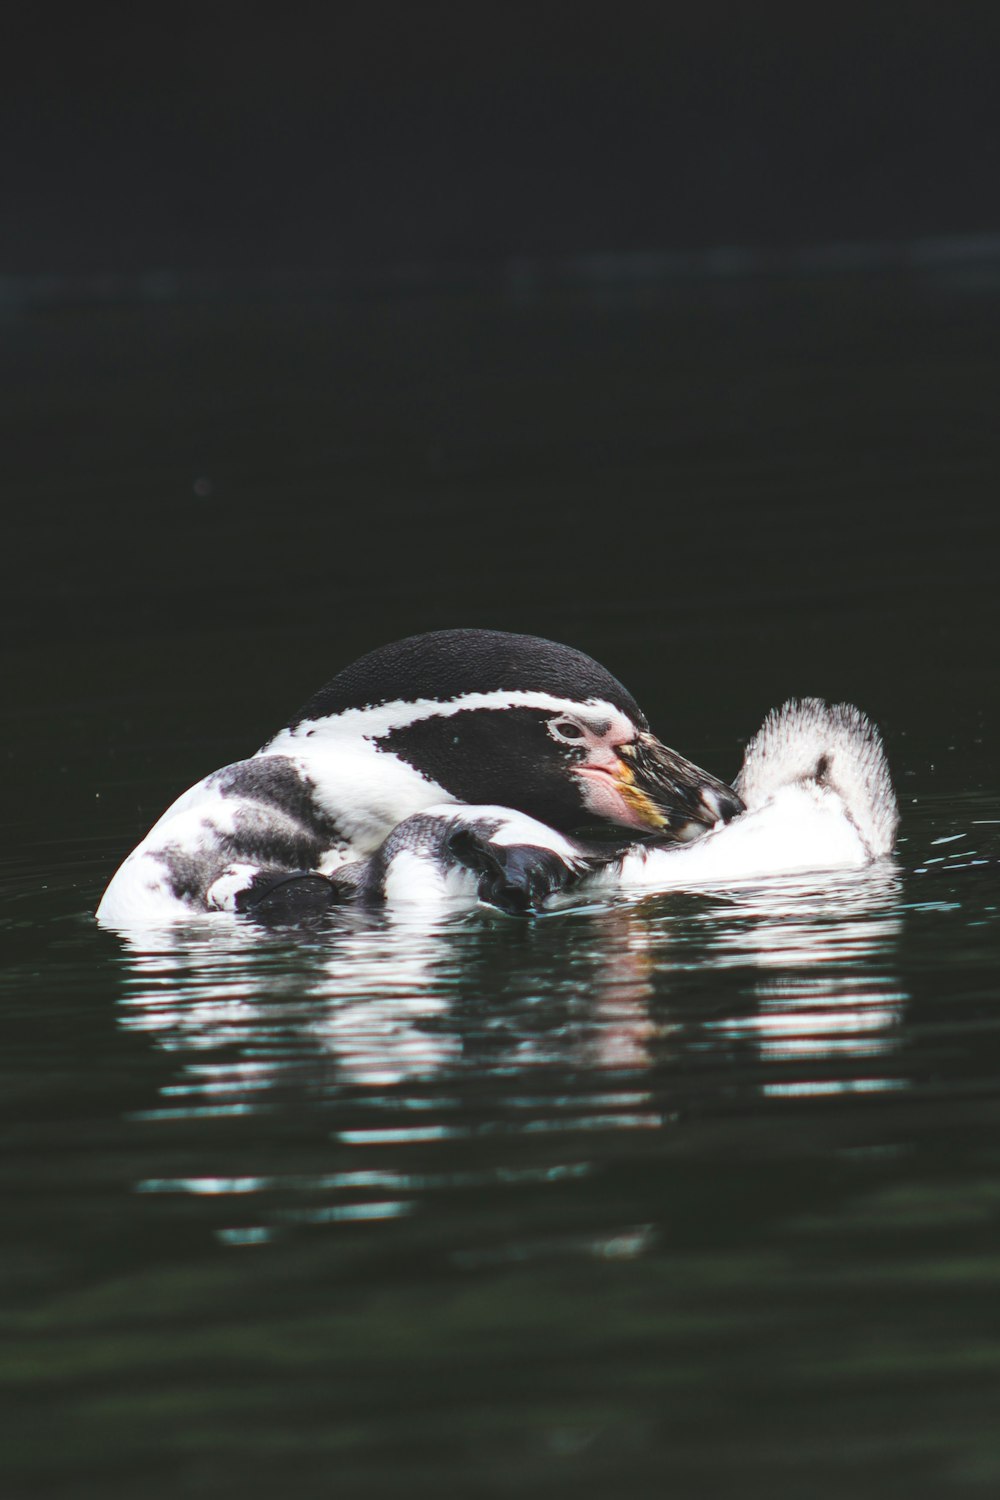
xmin=3 ymin=264 xmax=1000 ymax=1497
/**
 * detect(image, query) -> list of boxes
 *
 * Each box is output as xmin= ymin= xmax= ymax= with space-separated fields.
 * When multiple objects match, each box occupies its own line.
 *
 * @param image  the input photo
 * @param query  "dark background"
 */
xmin=3 ymin=2 xmax=999 ymax=807
xmin=6 ymin=2 xmax=1000 ymax=276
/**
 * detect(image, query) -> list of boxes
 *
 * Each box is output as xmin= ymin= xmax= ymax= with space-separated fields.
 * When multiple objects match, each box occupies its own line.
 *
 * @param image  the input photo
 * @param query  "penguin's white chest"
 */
xmin=617 ymin=782 xmax=870 ymax=890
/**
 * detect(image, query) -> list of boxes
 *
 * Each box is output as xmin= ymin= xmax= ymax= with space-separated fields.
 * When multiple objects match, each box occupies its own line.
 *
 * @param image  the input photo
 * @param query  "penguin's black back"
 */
xmin=289 ymin=630 xmax=647 ymax=727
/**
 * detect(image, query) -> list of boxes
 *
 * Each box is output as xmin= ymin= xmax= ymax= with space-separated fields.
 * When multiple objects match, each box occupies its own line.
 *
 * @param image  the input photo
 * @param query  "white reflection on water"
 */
xmin=690 ymin=866 xmax=907 ymax=1097
xmin=116 ymin=864 xmax=907 ymax=1108
xmin=113 ymin=870 xmax=908 ymax=1243
xmin=119 ymin=909 xmax=462 ymax=1089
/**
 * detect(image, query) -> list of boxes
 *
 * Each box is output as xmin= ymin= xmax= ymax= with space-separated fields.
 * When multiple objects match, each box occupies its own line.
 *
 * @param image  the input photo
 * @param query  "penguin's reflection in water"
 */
xmin=116 ymin=862 xmax=905 ymax=1115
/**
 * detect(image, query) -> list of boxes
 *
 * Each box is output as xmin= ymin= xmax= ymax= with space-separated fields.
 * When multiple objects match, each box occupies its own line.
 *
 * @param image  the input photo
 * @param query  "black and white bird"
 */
xmin=96 ymin=629 xmax=741 ymax=926
xmin=329 ymin=698 xmax=901 ymax=913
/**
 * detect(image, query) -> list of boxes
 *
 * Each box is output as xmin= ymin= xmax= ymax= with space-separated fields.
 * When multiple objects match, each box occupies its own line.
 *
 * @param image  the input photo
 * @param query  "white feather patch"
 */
xmin=274 ymin=689 xmax=630 ymax=743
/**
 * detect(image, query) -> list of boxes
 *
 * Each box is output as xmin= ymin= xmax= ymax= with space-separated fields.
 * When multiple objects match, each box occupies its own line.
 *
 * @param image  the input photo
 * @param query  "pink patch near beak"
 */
xmin=575 ymin=763 xmax=653 ymax=830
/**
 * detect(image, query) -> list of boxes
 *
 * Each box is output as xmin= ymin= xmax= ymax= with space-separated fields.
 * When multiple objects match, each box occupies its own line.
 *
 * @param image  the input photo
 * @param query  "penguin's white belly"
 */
xmin=616 ymin=782 xmax=871 ymax=891
xmin=378 ymin=849 xmax=480 ymax=906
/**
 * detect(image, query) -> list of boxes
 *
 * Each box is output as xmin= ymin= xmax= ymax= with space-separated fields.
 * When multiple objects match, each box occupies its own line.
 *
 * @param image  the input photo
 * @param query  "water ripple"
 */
xmin=104 ymin=863 xmax=921 ymax=1249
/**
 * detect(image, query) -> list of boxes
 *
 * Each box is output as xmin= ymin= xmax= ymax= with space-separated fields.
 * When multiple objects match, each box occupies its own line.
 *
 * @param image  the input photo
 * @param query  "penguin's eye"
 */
xmin=549 ymin=718 xmax=588 ymax=743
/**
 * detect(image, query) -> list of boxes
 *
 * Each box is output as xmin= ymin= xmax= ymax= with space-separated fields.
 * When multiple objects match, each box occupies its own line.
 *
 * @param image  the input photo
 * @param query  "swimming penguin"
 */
xmin=331 ymin=698 xmax=900 ymax=913
xmin=96 ymin=629 xmax=742 ymax=926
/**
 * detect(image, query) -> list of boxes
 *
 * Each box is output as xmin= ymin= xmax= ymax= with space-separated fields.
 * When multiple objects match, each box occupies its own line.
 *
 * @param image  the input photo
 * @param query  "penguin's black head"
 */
xmin=290 ymin=629 xmax=742 ymax=840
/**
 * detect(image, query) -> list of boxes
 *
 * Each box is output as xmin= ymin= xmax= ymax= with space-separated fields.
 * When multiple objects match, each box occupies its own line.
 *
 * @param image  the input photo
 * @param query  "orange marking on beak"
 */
xmin=612 ymin=756 xmax=668 ymax=829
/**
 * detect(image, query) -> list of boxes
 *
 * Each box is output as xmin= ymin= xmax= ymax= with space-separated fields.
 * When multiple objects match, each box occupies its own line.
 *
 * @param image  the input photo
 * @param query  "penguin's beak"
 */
xmin=608 ymin=733 xmax=744 ymax=840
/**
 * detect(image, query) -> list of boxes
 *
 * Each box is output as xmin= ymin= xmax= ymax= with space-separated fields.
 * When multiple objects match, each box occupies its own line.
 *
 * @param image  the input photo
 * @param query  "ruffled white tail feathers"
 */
xmin=733 ymin=698 xmax=899 ymax=859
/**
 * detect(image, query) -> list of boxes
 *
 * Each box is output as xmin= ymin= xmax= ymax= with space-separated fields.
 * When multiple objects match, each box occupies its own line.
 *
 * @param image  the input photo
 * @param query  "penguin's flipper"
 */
xmin=446 ymin=825 xmax=586 ymax=914
xmin=234 ymin=869 xmax=345 ymax=924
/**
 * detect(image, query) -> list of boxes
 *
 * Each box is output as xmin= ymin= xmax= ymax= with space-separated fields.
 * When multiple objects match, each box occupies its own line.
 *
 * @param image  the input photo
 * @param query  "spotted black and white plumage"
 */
xmin=333 ymin=806 xmax=595 ymax=914
xmin=97 ymin=629 xmax=740 ymax=926
xmin=340 ymin=698 xmax=900 ymax=913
